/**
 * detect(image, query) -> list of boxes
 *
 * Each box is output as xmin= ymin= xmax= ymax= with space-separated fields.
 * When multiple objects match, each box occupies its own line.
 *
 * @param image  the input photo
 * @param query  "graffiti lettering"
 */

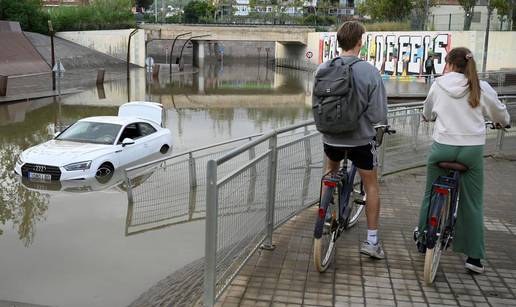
xmin=318 ymin=32 xmax=452 ymax=76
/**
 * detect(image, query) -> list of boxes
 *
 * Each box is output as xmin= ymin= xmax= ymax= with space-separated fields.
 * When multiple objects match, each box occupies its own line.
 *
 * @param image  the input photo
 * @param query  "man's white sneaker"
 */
xmin=360 ymin=241 xmax=385 ymax=259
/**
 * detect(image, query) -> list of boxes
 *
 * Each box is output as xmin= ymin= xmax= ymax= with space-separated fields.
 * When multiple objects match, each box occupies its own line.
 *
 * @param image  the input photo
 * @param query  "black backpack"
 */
xmin=312 ymin=57 xmax=363 ymax=135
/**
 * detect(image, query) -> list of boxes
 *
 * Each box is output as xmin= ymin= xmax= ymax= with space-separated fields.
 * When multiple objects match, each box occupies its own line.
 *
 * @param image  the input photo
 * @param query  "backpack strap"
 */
xmin=329 ymin=56 xmax=362 ymax=67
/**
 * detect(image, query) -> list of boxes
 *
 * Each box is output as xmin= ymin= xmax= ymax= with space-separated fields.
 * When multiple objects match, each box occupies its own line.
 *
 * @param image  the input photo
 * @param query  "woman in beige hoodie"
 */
xmin=415 ymin=47 xmax=510 ymax=273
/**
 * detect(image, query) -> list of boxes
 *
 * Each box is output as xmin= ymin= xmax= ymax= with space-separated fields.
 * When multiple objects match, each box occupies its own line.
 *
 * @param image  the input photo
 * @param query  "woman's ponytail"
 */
xmin=464 ymin=54 xmax=480 ymax=108
xmin=446 ymin=47 xmax=481 ymax=108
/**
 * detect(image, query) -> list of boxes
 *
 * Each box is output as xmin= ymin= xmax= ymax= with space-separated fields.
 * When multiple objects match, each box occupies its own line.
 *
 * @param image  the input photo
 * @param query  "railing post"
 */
xmin=412 ymin=112 xmax=420 ymax=150
xmin=262 ymin=133 xmax=277 ymax=250
xmin=204 ymin=160 xmax=218 ymax=307
xmin=304 ymin=126 xmax=312 ymax=166
xmin=189 ymin=152 xmax=197 ymax=188
xmin=378 ymin=133 xmax=387 ymax=180
xmin=495 ymin=129 xmax=505 ymax=153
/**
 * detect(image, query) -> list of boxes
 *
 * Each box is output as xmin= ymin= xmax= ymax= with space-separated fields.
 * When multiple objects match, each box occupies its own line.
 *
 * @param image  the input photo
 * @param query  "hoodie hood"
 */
xmin=435 ymin=72 xmax=470 ymax=98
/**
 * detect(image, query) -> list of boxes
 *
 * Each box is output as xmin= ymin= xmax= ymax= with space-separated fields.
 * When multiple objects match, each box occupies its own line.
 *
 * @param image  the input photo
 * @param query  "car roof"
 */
xmin=78 ymin=116 xmax=152 ymax=126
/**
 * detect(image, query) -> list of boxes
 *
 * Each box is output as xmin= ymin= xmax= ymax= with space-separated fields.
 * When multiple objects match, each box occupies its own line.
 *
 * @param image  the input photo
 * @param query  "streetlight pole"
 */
xmin=154 ymin=0 xmax=158 ymax=23
xmin=423 ymin=0 xmax=430 ymax=30
xmin=482 ymin=0 xmax=493 ymax=73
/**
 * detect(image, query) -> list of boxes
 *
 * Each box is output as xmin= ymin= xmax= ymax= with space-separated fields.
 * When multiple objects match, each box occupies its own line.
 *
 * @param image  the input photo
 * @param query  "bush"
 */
xmin=303 ymin=15 xmax=336 ymax=26
xmin=49 ymin=0 xmax=135 ymax=32
xmin=0 ymin=0 xmax=50 ymax=34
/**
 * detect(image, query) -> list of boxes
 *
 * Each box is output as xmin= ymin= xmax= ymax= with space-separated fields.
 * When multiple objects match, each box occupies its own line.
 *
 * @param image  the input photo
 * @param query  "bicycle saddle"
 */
xmin=437 ymin=162 xmax=468 ymax=172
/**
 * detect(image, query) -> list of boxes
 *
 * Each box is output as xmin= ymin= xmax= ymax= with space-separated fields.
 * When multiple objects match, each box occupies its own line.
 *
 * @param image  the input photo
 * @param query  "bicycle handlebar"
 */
xmin=485 ymin=121 xmax=511 ymax=131
xmin=374 ymin=124 xmax=397 ymax=135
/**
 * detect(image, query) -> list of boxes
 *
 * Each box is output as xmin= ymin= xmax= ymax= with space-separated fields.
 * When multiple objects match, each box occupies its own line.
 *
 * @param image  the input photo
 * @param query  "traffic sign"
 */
xmin=52 ymin=62 xmax=66 ymax=73
xmin=306 ymin=51 xmax=313 ymax=59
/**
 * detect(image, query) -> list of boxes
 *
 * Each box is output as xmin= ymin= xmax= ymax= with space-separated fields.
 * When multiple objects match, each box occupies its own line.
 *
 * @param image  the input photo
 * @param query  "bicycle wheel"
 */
xmin=423 ymin=192 xmax=449 ymax=285
xmin=313 ymin=181 xmax=340 ymax=272
xmin=344 ymin=165 xmax=366 ymax=229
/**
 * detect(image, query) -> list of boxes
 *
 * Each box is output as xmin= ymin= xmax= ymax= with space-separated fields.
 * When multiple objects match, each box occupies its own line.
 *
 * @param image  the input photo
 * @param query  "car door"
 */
xmin=115 ymin=123 xmax=147 ymax=167
xmin=137 ymin=122 xmax=160 ymax=155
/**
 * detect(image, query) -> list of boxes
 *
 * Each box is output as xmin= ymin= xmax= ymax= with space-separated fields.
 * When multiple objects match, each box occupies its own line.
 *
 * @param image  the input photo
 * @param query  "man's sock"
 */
xmin=367 ymin=229 xmax=378 ymax=245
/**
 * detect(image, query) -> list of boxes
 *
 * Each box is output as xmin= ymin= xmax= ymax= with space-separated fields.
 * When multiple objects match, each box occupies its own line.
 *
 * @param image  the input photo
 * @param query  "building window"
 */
xmin=472 ymin=11 xmax=481 ymax=23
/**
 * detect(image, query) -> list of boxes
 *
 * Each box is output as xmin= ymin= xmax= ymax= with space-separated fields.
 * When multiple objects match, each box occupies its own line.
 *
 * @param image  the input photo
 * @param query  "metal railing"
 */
xmin=202 ymin=98 xmax=516 ymax=306
xmin=124 ymin=133 xmax=264 ymax=235
xmin=203 ymin=121 xmax=322 ymax=306
xmin=123 ymin=97 xmax=515 ymax=306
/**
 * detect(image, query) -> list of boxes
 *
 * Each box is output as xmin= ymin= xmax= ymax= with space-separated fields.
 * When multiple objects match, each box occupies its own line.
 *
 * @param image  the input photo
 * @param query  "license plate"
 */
xmin=28 ymin=172 xmax=52 ymax=181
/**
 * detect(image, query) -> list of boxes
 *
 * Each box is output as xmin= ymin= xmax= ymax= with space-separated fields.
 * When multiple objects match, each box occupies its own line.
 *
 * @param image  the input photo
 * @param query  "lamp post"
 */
xmin=482 ymin=0 xmax=493 ymax=73
xmin=48 ymin=20 xmax=56 ymax=91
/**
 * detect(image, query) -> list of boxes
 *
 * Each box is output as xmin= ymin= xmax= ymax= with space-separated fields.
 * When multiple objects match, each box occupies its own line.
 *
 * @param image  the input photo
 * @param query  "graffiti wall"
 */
xmin=318 ymin=32 xmax=452 ymax=76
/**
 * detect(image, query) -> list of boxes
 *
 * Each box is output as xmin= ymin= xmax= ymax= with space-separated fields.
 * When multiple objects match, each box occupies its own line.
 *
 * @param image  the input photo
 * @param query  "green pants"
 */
xmin=418 ymin=142 xmax=485 ymax=259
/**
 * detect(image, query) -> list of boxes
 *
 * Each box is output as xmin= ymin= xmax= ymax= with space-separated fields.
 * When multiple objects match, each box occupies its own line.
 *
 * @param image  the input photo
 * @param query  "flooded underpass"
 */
xmin=0 ymin=62 xmax=317 ymax=307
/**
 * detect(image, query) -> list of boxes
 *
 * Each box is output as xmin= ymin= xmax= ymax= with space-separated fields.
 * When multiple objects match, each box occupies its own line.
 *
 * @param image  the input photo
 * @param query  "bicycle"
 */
xmin=417 ymin=122 xmax=511 ymax=284
xmin=313 ymin=125 xmax=396 ymax=272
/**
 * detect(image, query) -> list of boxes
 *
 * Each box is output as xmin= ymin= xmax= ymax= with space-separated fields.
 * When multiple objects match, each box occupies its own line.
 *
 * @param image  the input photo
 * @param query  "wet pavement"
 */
xmin=216 ymin=151 xmax=516 ymax=307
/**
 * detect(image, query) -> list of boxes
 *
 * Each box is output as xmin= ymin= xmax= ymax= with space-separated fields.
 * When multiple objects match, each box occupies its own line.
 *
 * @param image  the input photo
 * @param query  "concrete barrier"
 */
xmin=56 ymin=29 xmax=145 ymax=67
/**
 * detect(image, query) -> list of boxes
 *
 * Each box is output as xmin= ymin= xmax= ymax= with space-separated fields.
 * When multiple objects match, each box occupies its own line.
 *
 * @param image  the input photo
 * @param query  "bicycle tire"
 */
xmin=313 ymin=183 xmax=339 ymax=272
xmin=344 ymin=165 xmax=366 ymax=229
xmin=423 ymin=193 xmax=448 ymax=284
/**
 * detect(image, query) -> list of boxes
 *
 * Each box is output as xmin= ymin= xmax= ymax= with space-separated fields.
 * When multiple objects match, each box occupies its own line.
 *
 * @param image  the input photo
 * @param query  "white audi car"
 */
xmin=15 ymin=101 xmax=172 ymax=182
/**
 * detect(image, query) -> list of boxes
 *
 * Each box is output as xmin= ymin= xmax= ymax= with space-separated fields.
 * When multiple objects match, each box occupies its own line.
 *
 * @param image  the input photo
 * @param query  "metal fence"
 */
xmin=124 ymin=134 xmax=264 ymax=235
xmin=123 ymin=98 xmax=515 ymax=306
xmin=203 ymin=121 xmax=323 ymax=306
xmin=202 ymin=98 xmax=516 ymax=306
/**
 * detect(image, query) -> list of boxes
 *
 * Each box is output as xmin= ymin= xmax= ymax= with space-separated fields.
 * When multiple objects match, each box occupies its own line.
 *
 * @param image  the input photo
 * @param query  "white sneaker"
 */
xmin=360 ymin=241 xmax=385 ymax=259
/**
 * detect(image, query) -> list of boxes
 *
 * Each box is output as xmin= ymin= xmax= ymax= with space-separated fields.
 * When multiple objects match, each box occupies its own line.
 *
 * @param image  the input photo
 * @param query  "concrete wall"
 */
xmin=306 ymin=31 xmax=516 ymax=73
xmin=56 ymin=29 xmax=145 ymax=67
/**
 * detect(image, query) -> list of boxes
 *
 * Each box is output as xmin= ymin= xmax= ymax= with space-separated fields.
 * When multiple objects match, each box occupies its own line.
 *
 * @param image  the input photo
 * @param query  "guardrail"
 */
xmin=203 ymin=121 xmax=322 ymax=306
xmin=123 ymin=97 xmax=515 ymax=306
xmin=202 ymin=98 xmax=516 ymax=306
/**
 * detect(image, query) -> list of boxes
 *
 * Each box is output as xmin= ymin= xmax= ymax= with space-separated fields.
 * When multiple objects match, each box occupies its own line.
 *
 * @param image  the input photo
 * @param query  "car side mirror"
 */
xmin=122 ymin=138 xmax=135 ymax=147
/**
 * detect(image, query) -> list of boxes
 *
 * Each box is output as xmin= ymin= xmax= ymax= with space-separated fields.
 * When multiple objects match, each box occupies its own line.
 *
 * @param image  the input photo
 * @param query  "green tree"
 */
xmin=358 ymin=0 xmax=413 ymax=22
xmin=412 ymin=0 xmax=437 ymax=30
xmin=491 ymin=0 xmax=512 ymax=30
xmin=183 ymin=0 xmax=216 ymax=23
xmin=458 ymin=0 xmax=477 ymax=30
xmin=0 ymin=0 xmax=50 ymax=34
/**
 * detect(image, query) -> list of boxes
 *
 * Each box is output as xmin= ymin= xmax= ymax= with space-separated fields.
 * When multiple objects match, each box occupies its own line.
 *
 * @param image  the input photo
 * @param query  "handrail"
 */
xmin=125 ymin=132 xmax=263 ymax=172
xmin=215 ymin=120 xmax=315 ymax=165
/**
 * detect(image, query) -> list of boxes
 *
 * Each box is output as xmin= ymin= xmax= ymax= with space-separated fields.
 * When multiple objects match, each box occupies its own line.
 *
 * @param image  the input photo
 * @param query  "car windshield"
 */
xmin=56 ymin=121 xmax=122 ymax=145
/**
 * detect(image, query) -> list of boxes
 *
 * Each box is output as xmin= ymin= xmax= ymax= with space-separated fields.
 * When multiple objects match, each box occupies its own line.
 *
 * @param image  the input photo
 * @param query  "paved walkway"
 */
xmin=216 ymin=154 xmax=516 ymax=307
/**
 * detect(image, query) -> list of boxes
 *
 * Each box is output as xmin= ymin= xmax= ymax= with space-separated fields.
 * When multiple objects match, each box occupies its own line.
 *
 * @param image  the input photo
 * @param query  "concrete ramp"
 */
xmin=0 ymin=21 xmax=50 ymax=76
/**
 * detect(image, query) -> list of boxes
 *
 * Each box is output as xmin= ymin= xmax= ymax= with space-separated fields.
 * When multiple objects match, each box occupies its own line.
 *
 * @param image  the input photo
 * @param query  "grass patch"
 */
xmin=363 ymin=21 xmax=411 ymax=31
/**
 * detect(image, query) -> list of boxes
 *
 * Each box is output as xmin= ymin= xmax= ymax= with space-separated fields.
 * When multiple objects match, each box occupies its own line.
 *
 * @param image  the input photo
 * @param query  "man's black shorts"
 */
xmin=323 ymin=142 xmax=378 ymax=171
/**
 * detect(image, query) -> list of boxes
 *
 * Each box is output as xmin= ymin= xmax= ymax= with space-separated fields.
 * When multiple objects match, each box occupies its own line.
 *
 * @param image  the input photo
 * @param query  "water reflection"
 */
xmin=0 ymin=62 xmax=314 ymax=306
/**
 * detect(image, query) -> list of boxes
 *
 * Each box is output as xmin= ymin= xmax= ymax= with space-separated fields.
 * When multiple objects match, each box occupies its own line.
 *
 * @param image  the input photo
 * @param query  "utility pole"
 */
xmin=423 ymin=0 xmax=430 ymax=30
xmin=482 ymin=0 xmax=493 ymax=73
xmin=48 ymin=20 xmax=56 ymax=91
xmin=154 ymin=0 xmax=158 ymax=23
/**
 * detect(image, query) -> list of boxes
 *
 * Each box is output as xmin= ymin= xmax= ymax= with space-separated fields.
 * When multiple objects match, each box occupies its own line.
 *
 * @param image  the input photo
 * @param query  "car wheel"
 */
xmin=96 ymin=162 xmax=114 ymax=184
xmin=160 ymin=145 xmax=170 ymax=154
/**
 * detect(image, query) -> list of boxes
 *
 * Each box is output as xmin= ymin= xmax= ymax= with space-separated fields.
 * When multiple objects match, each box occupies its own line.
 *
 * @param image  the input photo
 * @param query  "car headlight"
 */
xmin=64 ymin=161 xmax=92 ymax=171
xmin=16 ymin=155 xmax=24 ymax=166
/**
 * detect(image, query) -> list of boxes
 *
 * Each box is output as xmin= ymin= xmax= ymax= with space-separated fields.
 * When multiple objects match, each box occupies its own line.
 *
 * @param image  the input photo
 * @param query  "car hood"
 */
xmin=22 ymin=140 xmax=113 ymax=166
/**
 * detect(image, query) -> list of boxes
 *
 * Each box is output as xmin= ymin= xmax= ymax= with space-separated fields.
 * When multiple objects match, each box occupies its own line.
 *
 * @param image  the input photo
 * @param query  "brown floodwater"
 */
xmin=0 ymin=62 xmax=313 ymax=307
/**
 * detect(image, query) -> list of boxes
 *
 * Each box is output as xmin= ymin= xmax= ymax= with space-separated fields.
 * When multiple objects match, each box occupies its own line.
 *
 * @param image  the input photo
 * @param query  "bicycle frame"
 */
xmin=425 ymin=170 xmax=461 ymax=249
xmin=314 ymin=152 xmax=357 ymax=239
